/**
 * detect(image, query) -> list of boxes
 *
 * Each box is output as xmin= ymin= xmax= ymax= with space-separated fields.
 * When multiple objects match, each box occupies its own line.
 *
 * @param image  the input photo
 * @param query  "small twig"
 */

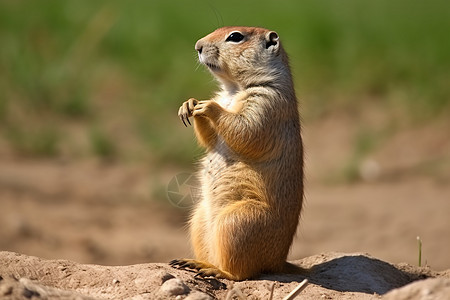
xmin=282 ymin=279 xmax=309 ymax=300
xmin=268 ymin=282 xmax=275 ymax=300
xmin=417 ymin=236 xmax=422 ymax=267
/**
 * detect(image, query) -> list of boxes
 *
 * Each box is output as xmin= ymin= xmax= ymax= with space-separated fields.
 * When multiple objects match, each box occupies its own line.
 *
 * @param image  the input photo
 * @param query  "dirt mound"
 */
xmin=1 ymin=251 xmax=448 ymax=299
xmin=383 ymin=278 xmax=450 ymax=300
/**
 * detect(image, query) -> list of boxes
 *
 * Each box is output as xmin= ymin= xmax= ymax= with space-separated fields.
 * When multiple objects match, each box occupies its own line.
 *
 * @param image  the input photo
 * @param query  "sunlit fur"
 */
xmin=183 ymin=26 xmax=303 ymax=280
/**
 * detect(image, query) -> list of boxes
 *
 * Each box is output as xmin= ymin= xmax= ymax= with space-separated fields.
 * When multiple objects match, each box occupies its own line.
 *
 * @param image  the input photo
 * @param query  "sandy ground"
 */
xmin=1 ymin=251 xmax=449 ymax=299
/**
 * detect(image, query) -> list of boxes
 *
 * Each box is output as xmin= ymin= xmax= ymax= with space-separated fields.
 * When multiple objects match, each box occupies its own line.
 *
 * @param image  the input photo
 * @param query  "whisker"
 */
xmin=194 ymin=60 xmax=202 ymax=72
xmin=208 ymin=3 xmax=224 ymax=28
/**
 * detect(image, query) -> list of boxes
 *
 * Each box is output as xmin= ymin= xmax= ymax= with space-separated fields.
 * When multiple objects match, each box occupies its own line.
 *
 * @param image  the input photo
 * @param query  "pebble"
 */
xmin=185 ymin=291 xmax=213 ymax=300
xmin=160 ymin=272 xmax=175 ymax=284
xmin=160 ymin=278 xmax=190 ymax=296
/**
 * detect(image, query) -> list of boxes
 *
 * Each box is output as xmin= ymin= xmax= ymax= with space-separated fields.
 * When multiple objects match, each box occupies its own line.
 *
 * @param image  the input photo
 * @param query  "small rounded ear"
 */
xmin=265 ymin=31 xmax=279 ymax=50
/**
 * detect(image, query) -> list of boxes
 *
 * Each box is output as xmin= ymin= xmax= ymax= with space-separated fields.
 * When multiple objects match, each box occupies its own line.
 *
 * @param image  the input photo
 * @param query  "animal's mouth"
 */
xmin=205 ymin=62 xmax=221 ymax=72
xmin=199 ymin=54 xmax=221 ymax=73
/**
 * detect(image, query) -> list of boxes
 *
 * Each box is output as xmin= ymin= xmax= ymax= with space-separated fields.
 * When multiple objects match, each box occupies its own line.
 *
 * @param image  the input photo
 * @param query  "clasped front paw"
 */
xmin=178 ymin=98 xmax=198 ymax=126
xmin=192 ymin=100 xmax=221 ymax=120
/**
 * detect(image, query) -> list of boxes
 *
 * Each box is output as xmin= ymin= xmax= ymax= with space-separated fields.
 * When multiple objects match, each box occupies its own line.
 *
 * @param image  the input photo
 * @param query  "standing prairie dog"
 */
xmin=171 ymin=26 xmax=304 ymax=280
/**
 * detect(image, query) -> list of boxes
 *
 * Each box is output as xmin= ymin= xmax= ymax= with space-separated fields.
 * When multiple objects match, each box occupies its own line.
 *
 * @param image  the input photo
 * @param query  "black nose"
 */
xmin=195 ymin=41 xmax=203 ymax=54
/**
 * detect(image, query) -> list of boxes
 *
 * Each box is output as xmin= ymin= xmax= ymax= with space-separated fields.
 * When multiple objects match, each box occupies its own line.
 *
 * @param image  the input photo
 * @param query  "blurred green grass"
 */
xmin=0 ymin=0 xmax=448 ymax=163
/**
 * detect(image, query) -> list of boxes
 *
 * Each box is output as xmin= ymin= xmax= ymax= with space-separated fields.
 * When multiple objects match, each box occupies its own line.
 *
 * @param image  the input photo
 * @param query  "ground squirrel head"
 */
xmin=195 ymin=26 xmax=292 ymax=90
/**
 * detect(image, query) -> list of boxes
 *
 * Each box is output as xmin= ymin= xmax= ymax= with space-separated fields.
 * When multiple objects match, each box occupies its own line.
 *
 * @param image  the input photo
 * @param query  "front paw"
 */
xmin=178 ymin=98 xmax=198 ymax=127
xmin=192 ymin=101 xmax=222 ymax=121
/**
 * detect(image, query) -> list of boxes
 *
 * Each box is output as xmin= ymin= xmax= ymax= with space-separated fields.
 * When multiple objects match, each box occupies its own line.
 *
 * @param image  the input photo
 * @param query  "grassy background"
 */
xmin=0 ymin=0 xmax=449 ymax=165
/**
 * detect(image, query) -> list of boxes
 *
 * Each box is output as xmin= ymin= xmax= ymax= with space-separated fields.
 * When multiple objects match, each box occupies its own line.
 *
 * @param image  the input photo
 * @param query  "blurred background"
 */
xmin=0 ymin=0 xmax=449 ymax=270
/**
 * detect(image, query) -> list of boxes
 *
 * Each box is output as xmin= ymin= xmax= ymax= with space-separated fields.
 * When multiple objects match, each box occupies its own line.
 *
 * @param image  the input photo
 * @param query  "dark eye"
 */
xmin=226 ymin=32 xmax=244 ymax=43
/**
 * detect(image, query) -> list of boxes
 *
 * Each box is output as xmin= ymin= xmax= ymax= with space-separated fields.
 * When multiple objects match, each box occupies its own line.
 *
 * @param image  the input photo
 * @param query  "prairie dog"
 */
xmin=171 ymin=26 xmax=303 ymax=280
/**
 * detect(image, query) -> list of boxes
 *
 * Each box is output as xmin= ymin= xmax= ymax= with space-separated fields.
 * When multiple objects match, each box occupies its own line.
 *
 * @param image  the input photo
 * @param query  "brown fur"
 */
xmin=173 ymin=26 xmax=303 ymax=280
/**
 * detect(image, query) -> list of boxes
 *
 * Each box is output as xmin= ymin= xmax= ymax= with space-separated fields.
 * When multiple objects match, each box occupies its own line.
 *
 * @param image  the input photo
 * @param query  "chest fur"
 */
xmin=215 ymin=90 xmax=246 ymax=113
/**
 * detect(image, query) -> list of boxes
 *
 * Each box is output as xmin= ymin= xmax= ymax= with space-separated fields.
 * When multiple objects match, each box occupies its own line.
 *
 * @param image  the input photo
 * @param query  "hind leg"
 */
xmin=212 ymin=200 xmax=272 ymax=280
xmin=171 ymin=199 xmax=285 ymax=281
xmin=189 ymin=201 xmax=210 ymax=261
xmin=188 ymin=199 xmax=283 ymax=281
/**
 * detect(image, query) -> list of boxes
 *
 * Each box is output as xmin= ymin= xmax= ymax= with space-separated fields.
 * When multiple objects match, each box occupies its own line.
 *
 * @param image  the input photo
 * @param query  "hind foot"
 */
xmin=169 ymin=259 xmax=235 ymax=280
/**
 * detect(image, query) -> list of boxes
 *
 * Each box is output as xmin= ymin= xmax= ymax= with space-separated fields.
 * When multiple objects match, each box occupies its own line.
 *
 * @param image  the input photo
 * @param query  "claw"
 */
xmin=170 ymin=259 xmax=200 ymax=271
xmin=170 ymin=259 xmax=193 ymax=269
xmin=169 ymin=259 xmax=178 ymax=266
xmin=169 ymin=259 xmax=183 ymax=267
xmin=186 ymin=117 xmax=191 ymax=126
xmin=195 ymin=268 xmax=218 ymax=278
xmin=181 ymin=116 xmax=187 ymax=127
